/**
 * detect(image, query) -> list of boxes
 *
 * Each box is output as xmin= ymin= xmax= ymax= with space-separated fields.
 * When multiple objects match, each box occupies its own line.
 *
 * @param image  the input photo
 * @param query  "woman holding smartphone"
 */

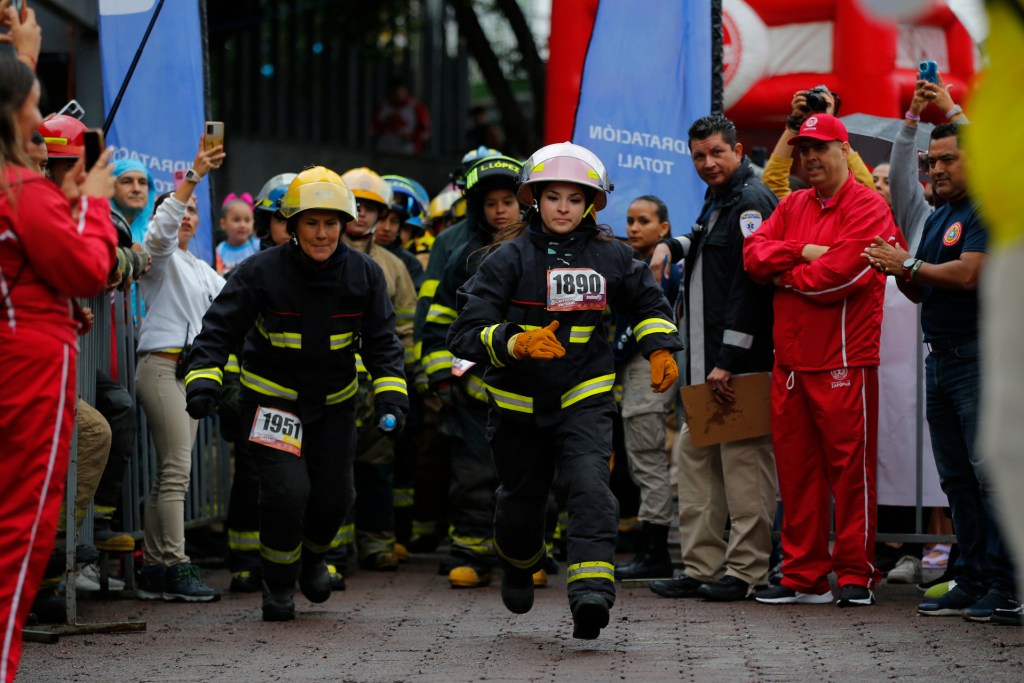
xmin=133 ymin=132 xmax=226 ymax=603
xmin=0 ymin=51 xmax=116 ymax=681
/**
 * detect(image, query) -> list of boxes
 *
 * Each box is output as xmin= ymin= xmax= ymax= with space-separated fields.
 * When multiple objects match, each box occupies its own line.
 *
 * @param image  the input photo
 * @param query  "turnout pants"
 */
xmin=0 ymin=330 xmax=75 ymax=683
xmin=226 ymin=437 xmax=262 ymax=575
xmin=242 ymin=396 xmax=357 ymax=587
xmin=490 ymin=400 xmax=618 ymax=608
xmin=772 ymin=366 xmax=882 ymax=593
xmin=445 ymin=386 xmax=496 ymax=566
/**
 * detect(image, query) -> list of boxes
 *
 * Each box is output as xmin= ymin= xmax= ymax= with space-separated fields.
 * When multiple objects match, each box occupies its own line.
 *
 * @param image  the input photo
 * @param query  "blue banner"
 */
xmin=99 ymin=0 xmax=212 ymax=262
xmin=572 ymin=0 xmax=711 ymax=238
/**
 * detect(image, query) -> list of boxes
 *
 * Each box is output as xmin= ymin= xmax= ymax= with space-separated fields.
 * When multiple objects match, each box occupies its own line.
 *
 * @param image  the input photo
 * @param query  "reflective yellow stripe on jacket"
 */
xmin=633 ymin=317 xmax=677 ymax=342
xmin=485 ymin=385 xmax=533 ymax=413
xmin=330 ymin=332 xmax=354 ymax=350
xmin=560 ymin=373 xmax=615 ymax=408
xmin=569 ymin=325 xmax=595 ymax=344
xmin=224 ymin=354 xmax=241 ymax=373
xmin=418 ymin=279 xmax=439 ymax=299
xmin=465 ymin=373 xmax=489 ymax=403
xmin=426 ymin=303 xmax=458 ymax=325
xmin=185 ymin=367 xmax=223 ymax=386
xmin=255 ymin=315 xmax=302 ymax=349
xmin=240 ymin=369 xmax=299 ymax=400
xmin=422 ymin=350 xmax=454 ymax=375
xmin=326 ymin=377 xmax=359 ymax=405
xmin=480 ymin=324 xmax=505 ymax=368
xmin=373 ymin=376 xmax=409 ymax=397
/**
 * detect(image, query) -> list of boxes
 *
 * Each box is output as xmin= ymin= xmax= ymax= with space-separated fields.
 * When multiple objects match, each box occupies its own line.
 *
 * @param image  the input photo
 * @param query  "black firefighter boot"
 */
xmin=614 ymin=522 xmax=673 ymax=580
xmin=262 ymin=580 xmax=296 ymax=622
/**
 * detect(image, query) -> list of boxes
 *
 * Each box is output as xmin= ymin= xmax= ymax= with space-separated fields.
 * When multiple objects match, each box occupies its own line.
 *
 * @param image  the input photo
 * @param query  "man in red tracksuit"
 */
xmin=743 ymin=114 xmax=901 ymax=608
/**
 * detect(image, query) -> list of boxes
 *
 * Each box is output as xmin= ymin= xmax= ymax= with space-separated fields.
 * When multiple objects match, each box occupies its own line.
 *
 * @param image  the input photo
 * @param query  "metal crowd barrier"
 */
xmin=28 ymin=288 xmax=230 ymax=638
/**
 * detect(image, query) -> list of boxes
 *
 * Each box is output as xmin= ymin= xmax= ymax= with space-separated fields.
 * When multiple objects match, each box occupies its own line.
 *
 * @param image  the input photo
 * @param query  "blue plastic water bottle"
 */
xmin=379 ymin=414 xmax=397 ymax=432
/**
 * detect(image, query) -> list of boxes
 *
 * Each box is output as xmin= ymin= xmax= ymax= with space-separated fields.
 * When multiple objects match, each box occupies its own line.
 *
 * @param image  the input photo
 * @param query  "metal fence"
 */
xmin=44 ymin=289 xmax=230 ymax=632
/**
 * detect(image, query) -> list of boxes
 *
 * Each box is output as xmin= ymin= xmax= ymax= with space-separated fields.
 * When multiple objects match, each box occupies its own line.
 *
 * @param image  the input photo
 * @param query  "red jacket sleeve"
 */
xmin=17 ymin=178 xmax=116 ymax=297
xmin=778 ymin=195 xmax=895 ymax=304
xmin=742 ymin=194 xmax=805 ymax=283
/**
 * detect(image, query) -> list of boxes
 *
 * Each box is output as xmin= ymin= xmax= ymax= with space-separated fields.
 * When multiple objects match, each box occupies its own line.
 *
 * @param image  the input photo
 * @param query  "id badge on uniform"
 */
xmin=546 ymin=268 xmax=607 ymax=311
xmin=249 ymin=406 xmax=303 ymax=456
xmin=451 ymin=357 xmax=476 ymax=378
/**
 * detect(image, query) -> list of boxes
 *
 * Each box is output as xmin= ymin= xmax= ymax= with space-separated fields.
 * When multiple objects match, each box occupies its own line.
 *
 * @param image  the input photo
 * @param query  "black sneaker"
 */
xmin=917 ymin=585 xmax=981 ymax=616
xmin=649 ymin=575 xmax=703 ymax=599
xmin=136 ymin=564 xmax=166 ymax=600
xmin=262 ymin=581 xmax=295 ymax=622
xmin=697 ymin=576 xmax=753 ymax=602
xmin=755 ymin=584 xmax=833 ymax=605
xmin=837 ymin=584 xmax=875 ymax=607
xmin=992 ymin=603 xmax=1023 ymax=626
xmin=163 ymin=563 xmax=220 ymax=602
xmin=501 ymin=569 xmax=535 ymax=615
xmin=571 ymin=593 xmax=610 ymax=640
xmin=229 ymin=570 xmax=261 ymax=593
xmin=962 ymin=589 xmax=1019 ymax=623
xmin=298 ymin=560 xmax=332 ymax=604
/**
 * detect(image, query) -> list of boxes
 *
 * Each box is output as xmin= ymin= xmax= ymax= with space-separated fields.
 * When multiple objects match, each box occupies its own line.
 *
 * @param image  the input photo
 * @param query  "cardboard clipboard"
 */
xmin=679 ymin=372 xmax=772 ymax=447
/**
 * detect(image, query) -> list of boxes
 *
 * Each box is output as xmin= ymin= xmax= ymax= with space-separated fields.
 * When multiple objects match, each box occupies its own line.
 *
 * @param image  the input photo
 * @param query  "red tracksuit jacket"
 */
xmin=0 ymin=167 xmax=115 ymax=342
xmin=743 ymin=172 xmax=902 ymax=371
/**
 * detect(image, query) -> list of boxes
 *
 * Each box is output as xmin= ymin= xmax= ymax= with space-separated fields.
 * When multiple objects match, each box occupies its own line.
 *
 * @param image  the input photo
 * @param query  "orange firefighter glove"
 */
xmin=649 ymin=349 xmax=678 ymax=392
xmin=509 ymin=320 xmax=566 ymax=360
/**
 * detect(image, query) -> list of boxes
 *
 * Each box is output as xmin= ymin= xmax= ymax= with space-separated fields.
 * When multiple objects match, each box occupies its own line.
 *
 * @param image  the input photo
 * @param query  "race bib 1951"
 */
xmin=249 ymin=406 xmax=303 ymax=456
xmin=546 ymin=268 xmax=607 ymax=311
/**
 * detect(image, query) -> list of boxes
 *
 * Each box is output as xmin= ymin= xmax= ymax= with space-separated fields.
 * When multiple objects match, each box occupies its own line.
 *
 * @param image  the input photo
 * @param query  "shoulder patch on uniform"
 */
xmin=739 ymin=210 xmax=763 ymax=237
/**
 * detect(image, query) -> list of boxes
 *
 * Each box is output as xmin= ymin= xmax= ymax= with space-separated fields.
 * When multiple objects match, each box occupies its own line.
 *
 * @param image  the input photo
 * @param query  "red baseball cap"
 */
xmin=788 ymin=113 xmax=849 ymax=145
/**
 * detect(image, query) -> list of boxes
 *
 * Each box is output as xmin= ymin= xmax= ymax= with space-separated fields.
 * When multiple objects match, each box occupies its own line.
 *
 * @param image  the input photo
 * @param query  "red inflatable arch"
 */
xmin=545 ymin=0 xmax=975 ymax=142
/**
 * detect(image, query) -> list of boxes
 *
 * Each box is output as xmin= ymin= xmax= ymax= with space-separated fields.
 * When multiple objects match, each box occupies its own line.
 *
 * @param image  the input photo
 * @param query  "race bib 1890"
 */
xmin=249 ymin=406 xmax=303 ymax=456
xmin=546 ymin=268 xmax=607 ymax=311
xmin=451 ymin=357 xmax=476 ymax=378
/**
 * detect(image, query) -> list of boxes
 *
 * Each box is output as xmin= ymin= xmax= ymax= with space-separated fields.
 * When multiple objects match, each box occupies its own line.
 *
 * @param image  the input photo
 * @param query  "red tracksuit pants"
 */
xmin=0 ymin=329 xmax=76 ymax=683
xmin=772 ymin=366 xmax=882 ymax=594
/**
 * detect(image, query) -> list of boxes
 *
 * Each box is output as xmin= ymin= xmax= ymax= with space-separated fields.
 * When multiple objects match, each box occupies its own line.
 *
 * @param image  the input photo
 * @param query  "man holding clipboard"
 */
xmin=648 ymin=115 xmax=778 ymax=603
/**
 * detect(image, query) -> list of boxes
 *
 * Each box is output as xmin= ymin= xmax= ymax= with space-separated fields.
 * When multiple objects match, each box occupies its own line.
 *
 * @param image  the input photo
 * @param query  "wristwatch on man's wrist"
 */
xmin=902 ymin=257 xmax=919 ymax=280
xmin=184 ymin=168 xmax=203 ymax=184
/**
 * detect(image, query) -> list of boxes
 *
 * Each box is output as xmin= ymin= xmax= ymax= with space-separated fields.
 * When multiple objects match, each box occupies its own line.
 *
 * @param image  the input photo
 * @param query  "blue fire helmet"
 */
xmin=383 ymin=174 xmax=429 ymax=228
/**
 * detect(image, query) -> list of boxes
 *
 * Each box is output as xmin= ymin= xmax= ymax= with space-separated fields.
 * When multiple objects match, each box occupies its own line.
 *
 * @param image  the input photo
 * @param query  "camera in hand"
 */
xmin=801 ymin=85 xmax=841 ymax=115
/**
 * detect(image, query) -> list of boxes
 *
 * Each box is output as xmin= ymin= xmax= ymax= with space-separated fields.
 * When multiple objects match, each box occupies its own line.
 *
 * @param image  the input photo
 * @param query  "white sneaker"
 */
xmin=886 ymin=555 xmax=922 ymax=584
xmin=76 ymin=563 xmax=126 ymax=591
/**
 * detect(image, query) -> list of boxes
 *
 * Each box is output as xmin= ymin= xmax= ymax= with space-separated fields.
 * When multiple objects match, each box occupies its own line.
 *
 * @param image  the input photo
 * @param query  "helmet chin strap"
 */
xmin=583 ymin=203 xmax=595 ymax=219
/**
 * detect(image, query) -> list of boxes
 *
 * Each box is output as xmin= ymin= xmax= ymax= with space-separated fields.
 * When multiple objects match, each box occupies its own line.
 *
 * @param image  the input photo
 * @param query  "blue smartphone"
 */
xmin=918 ymin=60 xmax=939 ymax=84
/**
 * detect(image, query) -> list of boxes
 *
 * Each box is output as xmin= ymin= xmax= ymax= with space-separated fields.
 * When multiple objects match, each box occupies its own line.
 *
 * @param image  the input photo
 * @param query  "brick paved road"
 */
xmin=18 ymin=552 xmax=1024 ymax=682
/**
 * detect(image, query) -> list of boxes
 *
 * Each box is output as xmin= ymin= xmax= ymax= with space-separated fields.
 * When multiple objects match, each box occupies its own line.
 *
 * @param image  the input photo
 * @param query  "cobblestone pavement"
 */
xmin=18 ymin=552 xmax=1024 ymax=682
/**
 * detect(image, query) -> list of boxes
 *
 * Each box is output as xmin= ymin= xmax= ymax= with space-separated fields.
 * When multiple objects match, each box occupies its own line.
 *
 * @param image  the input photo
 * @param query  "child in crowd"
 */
xmin=215 ymin=193 xmax=258 ymax=274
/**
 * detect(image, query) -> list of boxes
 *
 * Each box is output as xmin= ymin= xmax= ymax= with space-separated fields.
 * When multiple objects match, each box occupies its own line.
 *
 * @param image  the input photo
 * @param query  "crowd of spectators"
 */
xmin=1 ymin=0 xmax=1020 ymax=677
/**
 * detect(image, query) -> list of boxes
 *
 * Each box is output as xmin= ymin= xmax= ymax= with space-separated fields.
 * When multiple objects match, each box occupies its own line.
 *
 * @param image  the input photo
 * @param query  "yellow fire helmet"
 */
xmin=341 ymin=167 xmax=394 ymax=209
xmin=279 ymin=166 xmax=357 ymax=223
xmin=428 ymin=183 xmax=465 ymax=221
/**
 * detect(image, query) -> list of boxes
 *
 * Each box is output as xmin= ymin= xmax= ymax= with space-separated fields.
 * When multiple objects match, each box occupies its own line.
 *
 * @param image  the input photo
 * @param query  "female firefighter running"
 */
xmin=184 ymin=167 xmax=408 ymax=621
xmin=447 ymin=143 xmax=682 ymax=639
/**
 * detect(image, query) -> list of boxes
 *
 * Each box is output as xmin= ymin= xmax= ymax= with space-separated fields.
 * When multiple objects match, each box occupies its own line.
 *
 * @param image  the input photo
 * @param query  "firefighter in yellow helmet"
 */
xmin=336 ymin=166 xmax=418 ymax=573
xmin=184 ymin=167 xmax=408 ymax=621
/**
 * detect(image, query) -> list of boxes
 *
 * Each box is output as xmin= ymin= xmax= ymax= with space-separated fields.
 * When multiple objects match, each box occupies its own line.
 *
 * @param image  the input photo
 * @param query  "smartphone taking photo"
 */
xmin=57 ymin=99 xmax=86 ymax=121
xmin=83 ymin=129 xmax=104 ymax=171
xmin=204 ymin=121 xmax=224 ymax=151
xmin=918 ymin=60 xmax=939 ymax=84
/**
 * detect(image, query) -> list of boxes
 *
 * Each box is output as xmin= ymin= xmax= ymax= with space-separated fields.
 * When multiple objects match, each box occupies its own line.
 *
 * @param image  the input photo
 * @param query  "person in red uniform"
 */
xmin=0 ymin=53 xmax=116 ymax=681
xmin=743 ymin=114 xmax=901 ymax=608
